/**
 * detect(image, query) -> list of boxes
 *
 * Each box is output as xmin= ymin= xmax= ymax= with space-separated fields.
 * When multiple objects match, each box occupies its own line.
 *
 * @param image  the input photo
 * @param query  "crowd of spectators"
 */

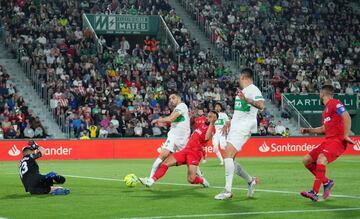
xmin=1 ymin=0 xmax=284 ymax=139
xmin=182 ymin=0 xmax=360 ymax=106
xmin=0 ymin=65 xmax=46 ymax=139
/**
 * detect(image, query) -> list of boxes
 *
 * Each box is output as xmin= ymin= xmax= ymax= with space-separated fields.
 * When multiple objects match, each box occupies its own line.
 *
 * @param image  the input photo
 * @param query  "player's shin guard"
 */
xmin=305 ymin=163 xmax=317 ymax=176
xmin=224 ymin=158 xmax=235 ymax=192
xmin=214 ymin=145 xmax=223 ymax=164
xmin=150 ymin=158 xmax=163 ymax=178
xmin=234 ymin=161 xmax=252 ymax=183
xmin=312 ymin=164 xmax=327 ymax=194
xmin=191 ymin=176 xmax=204 ymax=184
xmin=152 ymin=164 xmax=168 ymax=181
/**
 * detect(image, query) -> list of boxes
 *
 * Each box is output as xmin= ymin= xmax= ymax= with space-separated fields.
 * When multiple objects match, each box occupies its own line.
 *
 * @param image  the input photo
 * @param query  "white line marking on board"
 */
xmin=64 ymin=174 xmax=360 ymax=200
xmin=117 ymin=208 xmax=360 ymax=219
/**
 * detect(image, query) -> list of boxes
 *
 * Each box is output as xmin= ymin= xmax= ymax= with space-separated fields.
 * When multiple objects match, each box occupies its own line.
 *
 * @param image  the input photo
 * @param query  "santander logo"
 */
xmin=259 ymin=142 xmax=270 ymax=152
xmin=354 ymin=140 xmax=360 ymax=152
xmin=8 ymin=145 xmax=21 ymax=157
xmin=258 ymin=141 xmax=319 ymax=153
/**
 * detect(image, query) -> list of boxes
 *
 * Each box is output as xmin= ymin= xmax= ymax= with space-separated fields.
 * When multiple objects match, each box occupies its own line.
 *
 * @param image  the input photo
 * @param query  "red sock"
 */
xmin=312 ymin=164 xmax=327 ymax=193
xmin=191 ymin=176 xmax=204 ymax=184
xmin=305 ymin=163 xmax=317 ymax=176
xmin=152 ymin=164 xmax=169 ymax=181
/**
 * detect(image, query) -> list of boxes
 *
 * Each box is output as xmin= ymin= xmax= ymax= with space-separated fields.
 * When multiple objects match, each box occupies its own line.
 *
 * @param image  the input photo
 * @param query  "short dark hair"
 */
xmin=211 ymin=110 xmax=219 ymax=119
xmin=321 ymin=85 xmax=334 ymax=96
xmin=170 ymin=91 xmax=181 ymax=98
xmin=22 ymin=147 xmax=34 ymax=156
xmin=240 ymin=68 xmax=254 ymax=80
xmin=214 ymin=102 xmax=223 ymax=111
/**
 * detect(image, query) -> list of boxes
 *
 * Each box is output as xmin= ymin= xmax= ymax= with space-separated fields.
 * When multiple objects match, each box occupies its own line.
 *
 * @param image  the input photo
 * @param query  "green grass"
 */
xmin=0 ymin=156 xmax=360 ymax=219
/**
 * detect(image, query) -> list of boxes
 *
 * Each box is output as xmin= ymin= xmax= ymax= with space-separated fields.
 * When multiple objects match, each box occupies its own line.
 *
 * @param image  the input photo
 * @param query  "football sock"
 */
xmin=313 ymin=164 xmax=327 ymax=193
xmin=150 ymin=158 xmax=163 ymax=178
xmin=191 ymin=176 xmax=204 ymax=184
xmin=152 ymin=164 xmax=168 ymax=181
xmin=196 ymin=168 xmax=203 ymax=177
xmin=214 ymin=144 xmax=224 ymax=164
xmin=305 ymin=163 xmax=317 ymax=176
xmin=224 ymin=158 xmax=235 ymax=192
xmin=234 ymin=161 xmax=252 ymax=183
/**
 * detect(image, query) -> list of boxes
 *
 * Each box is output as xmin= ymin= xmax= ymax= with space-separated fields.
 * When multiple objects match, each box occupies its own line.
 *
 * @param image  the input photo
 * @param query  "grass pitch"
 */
xmin=0 ymin=156 xmax=360 ymax=219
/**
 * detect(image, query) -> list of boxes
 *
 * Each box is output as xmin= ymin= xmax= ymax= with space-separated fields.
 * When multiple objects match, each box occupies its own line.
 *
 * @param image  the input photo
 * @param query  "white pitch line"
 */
xmin=64 ymin=174 xmax=360 ymax=200
xmin=118 ymin=208 xmax=360 ymax=219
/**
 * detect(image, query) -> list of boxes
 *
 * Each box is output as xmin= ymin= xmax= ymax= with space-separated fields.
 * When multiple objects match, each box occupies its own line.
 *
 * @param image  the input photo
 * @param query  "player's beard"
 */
xmin=320 ymin=96 xmax=324 ymax=105
xmin=205 ymin=121 xmax=210 ymax=125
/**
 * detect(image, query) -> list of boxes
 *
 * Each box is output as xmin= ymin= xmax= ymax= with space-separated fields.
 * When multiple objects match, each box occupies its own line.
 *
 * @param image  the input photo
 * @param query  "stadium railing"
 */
xmin=82 ymin=14 xmax=103 ymax=54
xmin=281 ymin=94 xmax=313 ymax=130
xmin=16 ymin=56 xmax=71 ymax=138
xmin=159 ymin=15 xmax=180 ymax=60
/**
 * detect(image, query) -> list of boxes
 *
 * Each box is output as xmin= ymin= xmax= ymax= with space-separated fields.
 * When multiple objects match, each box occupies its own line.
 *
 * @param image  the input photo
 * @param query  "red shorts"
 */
xmin=309 ymin=138 xmax=346 ymax=163
xmin=173 ymin=149 xmax=202 ymax=166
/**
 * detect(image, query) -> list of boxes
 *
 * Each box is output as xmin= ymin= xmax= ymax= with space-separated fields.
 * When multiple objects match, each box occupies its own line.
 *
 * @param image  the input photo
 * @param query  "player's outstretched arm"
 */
xmin=37 ymin=146 xmax=45 ymax=155
xmin=300 ymin=126 xmax=325 ymax=135
xmin=152 ymin=111 xmax=181 ymax=125
xmin=342 ymin=111 xmax=355 ymax=144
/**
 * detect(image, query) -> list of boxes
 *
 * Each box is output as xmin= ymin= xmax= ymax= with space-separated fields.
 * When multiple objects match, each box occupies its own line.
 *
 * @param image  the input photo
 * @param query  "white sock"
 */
xmin=224 ymin=158 xmax=235 ymax=192
xmin=214 ymin=144 xmax=223 ymax=164
xmin=150 ymin=158 xmax=163 ymax=178
xmin=196 ymin=167 xmax=203 ymax=177
xmin=234 ymin=161 xmax=252 ymax=183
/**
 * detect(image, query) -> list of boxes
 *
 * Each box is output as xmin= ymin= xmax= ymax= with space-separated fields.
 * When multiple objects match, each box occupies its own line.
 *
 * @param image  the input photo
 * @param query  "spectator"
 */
xmin=275 ymin=121 xmax=286 ymax=136
xmin=125 ymin=123 xmax=134 ymax=137
xmin=134 ymin=123 xmax=143 ymax=137
xmin=98 ymin=126 xmax=109 ymax=138
xmin=80 ymin=130 xmax=90 ymax=140
xmin=143 ymin=123 xmax=153 ymax=137
xmin=152 ymin=124 xmax=162 ymax=136
xmin=23 ymin=123 xmax=35 ymax=138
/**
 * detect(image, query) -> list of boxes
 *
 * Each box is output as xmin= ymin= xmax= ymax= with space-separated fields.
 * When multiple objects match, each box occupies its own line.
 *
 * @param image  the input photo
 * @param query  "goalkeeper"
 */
xmin=19 ymin=141 xmax=70 ymax=195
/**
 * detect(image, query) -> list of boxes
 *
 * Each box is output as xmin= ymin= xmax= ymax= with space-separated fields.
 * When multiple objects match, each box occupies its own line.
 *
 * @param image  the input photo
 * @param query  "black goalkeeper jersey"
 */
xmin=19 ymin=152 xmax=42 ymax=192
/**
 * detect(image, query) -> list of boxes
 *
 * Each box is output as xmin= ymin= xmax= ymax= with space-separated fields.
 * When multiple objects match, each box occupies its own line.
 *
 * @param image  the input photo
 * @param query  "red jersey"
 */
xmin=195 ymin=116 xmax=207 ymax=129
xmin=322 ymin=99 xmax=345 ymax=140
xmin=186 ymin=124 xmax=215 ymax=152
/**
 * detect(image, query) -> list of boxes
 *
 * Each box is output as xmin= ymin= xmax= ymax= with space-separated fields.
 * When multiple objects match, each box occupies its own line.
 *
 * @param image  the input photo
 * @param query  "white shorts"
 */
xmin=162 ymin=136 xmax=188 ymax=153
xmin=226 ymin=120 xmax=255 ymax=151
xmin=212 ymin=133 xmax=227 ymax=150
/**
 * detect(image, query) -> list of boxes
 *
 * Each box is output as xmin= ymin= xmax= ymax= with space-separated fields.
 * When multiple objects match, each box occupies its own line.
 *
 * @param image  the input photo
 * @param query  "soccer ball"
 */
xmin=124 ymin=174 xmax=138 ymax=188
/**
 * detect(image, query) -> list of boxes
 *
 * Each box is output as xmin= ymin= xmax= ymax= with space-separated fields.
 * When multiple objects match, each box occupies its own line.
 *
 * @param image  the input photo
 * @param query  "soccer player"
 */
xmin=195 ymin=108 xmax=207 ymax=129
xmin=19 ymin=141 xmax=70 ymax=195
xmin=300 ymin=85 xmax=354 ymax=201
xmin=149 ymin=91 xmax=190 ymax=178
xmin=213 ymin=102 xmax=230 ymax=165
xmin=139 ymin=111 xmax=219 ymax=188
xmin=195 ymin=108 xmax=208 ymax=164
xmin=215 ymin=68 xmax=265 ymax=200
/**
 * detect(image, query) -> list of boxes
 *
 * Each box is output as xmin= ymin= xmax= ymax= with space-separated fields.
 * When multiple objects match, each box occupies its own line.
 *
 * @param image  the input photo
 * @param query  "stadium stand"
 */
xmin=180 ymin=0 xmax=360 ymax=98
xmin=1 ymin=0 xmax=286 ymax=138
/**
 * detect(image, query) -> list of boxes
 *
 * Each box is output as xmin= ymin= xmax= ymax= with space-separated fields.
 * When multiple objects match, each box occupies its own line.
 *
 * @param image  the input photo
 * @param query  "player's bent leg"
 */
xmin=149 ymin=148 xmax=171 ymax=178
xmin=301 ymin=153 xmax=329 ymax=201
xmin=187 ymin=165 xmax=209 ymax=188
xmin=141 ymin=154 xmax=177 ymax=187
xmin=223 ymin=143 xmax=238 ymax=159
xmin=303 ymin=154 xmax=317 ymax=176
